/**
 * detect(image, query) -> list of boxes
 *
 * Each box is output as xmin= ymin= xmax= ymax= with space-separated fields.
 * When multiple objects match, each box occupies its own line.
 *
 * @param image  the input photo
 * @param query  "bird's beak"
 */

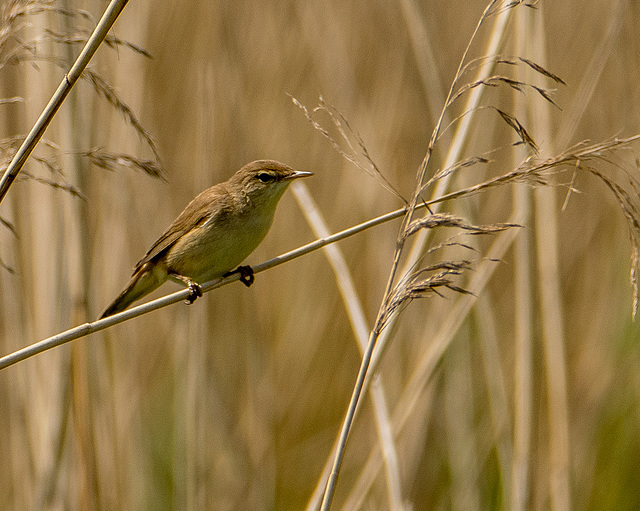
xmin=288 ymin=170 xmax=314 ymax=180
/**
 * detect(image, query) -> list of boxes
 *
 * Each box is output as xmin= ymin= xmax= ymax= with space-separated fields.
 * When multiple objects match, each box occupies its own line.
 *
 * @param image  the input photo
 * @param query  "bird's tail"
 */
xmin=100 ymin=263 xmax=167 ymax=318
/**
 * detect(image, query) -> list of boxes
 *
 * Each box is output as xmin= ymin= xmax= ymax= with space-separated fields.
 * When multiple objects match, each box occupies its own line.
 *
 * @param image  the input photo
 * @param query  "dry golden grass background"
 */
xmin=1 ymin=0 xmax=639 ymax=509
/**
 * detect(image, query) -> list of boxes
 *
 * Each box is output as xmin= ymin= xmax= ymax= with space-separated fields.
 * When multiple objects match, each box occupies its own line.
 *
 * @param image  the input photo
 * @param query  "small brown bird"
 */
xmin=100 ymin=160 xmax=312 ymax=318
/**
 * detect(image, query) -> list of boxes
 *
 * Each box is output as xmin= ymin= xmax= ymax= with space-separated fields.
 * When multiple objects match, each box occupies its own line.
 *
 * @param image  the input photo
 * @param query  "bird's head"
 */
xmin=230 ymin=160 xmax=313 ymax=208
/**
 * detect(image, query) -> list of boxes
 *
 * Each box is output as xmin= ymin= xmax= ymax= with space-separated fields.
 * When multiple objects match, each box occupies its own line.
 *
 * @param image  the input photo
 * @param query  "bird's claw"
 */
xmin=238 ymin=265 xmax=255 ymax=287
xmin=224 ymin=265 xmax=255 ymax=287
xmin=185 ymin=282 xmax=203 ymax=304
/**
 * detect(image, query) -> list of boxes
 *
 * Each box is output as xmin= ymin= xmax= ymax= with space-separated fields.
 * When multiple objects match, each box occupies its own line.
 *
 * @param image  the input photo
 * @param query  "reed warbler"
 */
xmin=100 ymin=160 xmax=312 ymax=318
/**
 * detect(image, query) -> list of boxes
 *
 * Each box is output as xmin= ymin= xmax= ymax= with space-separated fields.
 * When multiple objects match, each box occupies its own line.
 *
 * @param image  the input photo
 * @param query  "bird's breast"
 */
xmin=165 ymin=206 xmax=275 ymax=283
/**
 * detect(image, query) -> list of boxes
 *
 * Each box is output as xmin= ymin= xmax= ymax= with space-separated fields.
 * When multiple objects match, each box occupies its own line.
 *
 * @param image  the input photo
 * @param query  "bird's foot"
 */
xmin=237 ymin=265 xmax=255 ymax=287
xmin=185 ymin=281 xmax=203 ymax=304
xmin=224 ymin=265 xmax=255 ymax=287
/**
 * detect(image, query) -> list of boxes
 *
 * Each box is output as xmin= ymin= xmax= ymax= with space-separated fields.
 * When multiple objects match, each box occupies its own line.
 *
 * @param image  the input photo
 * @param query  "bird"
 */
xmin=100 ymin=160 xmax=312 ymax=318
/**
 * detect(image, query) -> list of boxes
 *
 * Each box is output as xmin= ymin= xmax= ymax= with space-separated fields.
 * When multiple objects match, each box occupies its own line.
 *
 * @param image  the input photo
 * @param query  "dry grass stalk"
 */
xmin=293 ymin=0 xmax=640 ymax=508
xmin=84 ymin=70 xmax=160 ymax=160
xmin=19 ymin=169 xmax=85 ymax=198
xmin=291 ymin=95 xmax=405 ymax=203
xmin=83 ymin=149 xmax=164 ymax=179
xmin=0 ymin=0 xmax=144 ymax=204
xmin=40 ymin=28 xmax=152 ymax=57
xmin=292 ymin=182 xmax=405 ymax=509
xmin=0 ymin=0 xmax=160 ymax=233
xmin=1 ymin=1 xmax=75 ymax=71
xmin=403 ymin=212 xmax=519 ymax=238
xmin=313 ymin=2 xmax=534 ymax=508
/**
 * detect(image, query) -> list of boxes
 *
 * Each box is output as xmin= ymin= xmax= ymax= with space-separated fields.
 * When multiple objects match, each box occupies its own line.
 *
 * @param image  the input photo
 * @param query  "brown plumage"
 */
xmin=100 ymin=160 xmax=312 ymax=318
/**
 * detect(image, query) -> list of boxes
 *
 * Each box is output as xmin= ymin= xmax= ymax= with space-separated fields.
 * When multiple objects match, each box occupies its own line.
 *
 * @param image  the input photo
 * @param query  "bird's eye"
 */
xmin=257 ymin=172 xmax=274 ymax=183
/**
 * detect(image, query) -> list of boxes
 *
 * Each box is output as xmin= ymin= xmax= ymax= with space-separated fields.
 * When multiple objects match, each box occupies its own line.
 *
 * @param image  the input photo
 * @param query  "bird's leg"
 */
xmin=169 ymin=272 xmax=203 ymax=304
xmin=224 ymin=265 xmax=255 ymax=287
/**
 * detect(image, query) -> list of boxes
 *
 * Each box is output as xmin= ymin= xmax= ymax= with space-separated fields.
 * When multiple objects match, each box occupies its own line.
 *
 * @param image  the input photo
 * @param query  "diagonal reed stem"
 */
xmin=0 ymin=0 xmax=129 ymax=204
xmin=0 ymin=202 xmax=425 ymax=371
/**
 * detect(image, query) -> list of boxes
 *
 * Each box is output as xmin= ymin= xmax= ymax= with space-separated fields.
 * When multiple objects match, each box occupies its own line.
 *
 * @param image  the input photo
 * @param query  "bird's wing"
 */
xmin=132 ymin=190 xmax=217 ymax=272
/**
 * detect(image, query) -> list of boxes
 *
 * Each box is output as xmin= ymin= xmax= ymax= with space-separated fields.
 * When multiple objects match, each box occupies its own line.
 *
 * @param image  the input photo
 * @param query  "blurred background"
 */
xmin=1 ymin=0 xmax=639 ymax=509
